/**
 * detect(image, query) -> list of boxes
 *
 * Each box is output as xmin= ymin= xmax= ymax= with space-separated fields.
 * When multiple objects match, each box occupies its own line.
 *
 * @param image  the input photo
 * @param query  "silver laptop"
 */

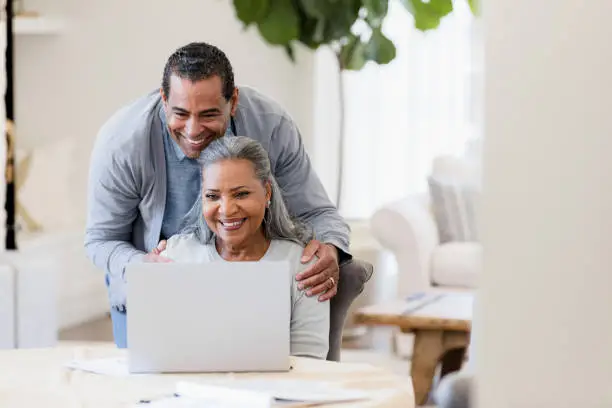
xmin=125 ymin=260 xmax=291 ymax=374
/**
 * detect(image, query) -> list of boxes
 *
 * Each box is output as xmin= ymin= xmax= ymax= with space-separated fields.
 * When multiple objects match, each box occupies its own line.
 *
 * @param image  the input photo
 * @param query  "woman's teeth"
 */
xmin=220 ymin=219 xmax=245 ymax=230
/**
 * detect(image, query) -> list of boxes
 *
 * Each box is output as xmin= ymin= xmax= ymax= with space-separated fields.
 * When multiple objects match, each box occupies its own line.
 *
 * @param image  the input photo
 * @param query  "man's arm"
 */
xmin=269 ymin=116 xmax=351 ymax=262
xmin=84 ymin=141 xmax=145 ymax=286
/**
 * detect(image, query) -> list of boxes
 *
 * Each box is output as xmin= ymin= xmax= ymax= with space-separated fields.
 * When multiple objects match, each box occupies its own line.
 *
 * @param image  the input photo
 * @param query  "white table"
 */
xmin=0 ymin=342 xmax=415 ymax=407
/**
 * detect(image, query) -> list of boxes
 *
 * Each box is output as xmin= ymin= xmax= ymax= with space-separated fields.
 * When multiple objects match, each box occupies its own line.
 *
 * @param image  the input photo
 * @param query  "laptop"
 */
xmin=125 ymin=260 xmax=291 ymax=374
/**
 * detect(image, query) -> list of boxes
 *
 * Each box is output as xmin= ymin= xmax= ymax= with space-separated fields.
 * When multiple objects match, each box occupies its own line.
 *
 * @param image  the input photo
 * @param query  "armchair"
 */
xmin=369 ymin=155 xmax=481 ymax=298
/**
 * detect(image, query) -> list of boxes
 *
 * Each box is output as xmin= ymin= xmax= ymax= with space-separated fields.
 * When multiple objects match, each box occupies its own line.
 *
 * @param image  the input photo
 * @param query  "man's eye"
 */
xmin=175 ymin=112 xmax=188 ymax=118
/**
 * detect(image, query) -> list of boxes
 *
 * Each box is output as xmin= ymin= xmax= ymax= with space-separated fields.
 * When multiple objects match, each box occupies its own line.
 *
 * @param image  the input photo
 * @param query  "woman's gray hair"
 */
xmin=185 ymin=136 xmax=313 ymax=246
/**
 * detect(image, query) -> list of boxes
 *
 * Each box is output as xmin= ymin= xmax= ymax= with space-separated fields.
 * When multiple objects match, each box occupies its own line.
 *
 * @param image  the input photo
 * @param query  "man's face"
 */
xmin=161 ymin=74 xmax=238 ymax=159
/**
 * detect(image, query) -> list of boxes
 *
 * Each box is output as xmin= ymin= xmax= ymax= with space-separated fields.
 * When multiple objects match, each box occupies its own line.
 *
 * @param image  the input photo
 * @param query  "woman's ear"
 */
xmin=265 ymin=181 xmax=272 ymax=204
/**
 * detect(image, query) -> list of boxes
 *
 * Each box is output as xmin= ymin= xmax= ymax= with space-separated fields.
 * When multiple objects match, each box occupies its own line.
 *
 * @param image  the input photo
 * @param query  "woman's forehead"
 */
xmin=203 ymin=159 xmax=259 ymax=186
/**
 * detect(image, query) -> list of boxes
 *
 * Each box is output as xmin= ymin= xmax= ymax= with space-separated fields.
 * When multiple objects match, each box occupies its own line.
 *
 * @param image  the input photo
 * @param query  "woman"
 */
xmin=159 ymin=136 xmax=330 ymax=359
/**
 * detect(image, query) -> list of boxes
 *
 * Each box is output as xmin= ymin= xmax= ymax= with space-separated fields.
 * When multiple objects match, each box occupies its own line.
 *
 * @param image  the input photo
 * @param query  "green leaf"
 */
xmin=257 ymin=0 xmax=300 ymax=45
xmin=401 ymin=0 xmax=453 ymax=31
xmin=298 ymin=0 xmax=332 ymax=18
xmin=232 ymin=0 xmax=270 ymax=26
xmin=467 ymin=0 xmax=479 ymax=16
xmin=364 ymin=28 xmax=396 ymax=64
xmin=339 ymin=35 xmax=367 ymax=71
xmin=363 ymin=0 xmax=389 ymax=28
xmin=284 ymin=43 xmax=296 ymax=62
xmin=322 ymin=2 xmax=361 ymax=41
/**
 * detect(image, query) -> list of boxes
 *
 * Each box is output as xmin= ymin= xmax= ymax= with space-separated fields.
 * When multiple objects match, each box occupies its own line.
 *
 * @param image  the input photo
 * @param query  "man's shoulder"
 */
xmin=237 ymin=85 xmax=289 ymax=118
xmin=235 ymin=86 xmax=295 ymax=140
xmin=94 ymin=90 xmax=162 ymax=159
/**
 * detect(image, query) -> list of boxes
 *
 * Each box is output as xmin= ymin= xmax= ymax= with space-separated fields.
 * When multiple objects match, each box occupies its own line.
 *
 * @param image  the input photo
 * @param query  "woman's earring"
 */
xmin=267 ymin=200 xmax=271 ymax=208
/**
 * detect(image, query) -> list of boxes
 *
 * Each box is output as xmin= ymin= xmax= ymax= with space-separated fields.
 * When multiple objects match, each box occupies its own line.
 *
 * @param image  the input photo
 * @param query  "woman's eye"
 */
xmin=205 ymin=194 xmax=218 ymax=200
xmin=236 ymin=191 xmax=250 ymax=198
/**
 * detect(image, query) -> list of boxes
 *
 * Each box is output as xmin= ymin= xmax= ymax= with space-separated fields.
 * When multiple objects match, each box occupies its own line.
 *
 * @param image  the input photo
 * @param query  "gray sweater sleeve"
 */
xmin=84 ymin=133 xmax=145 ymax=289
xmin=290 ymin=257 xmax=330 ymax=359
xmin=269 ymin=117 xmax=351 ymax=258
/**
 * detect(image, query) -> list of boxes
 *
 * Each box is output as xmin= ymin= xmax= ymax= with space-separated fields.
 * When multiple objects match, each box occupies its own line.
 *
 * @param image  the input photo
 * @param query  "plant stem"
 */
xmin=335 ymin=53 xmax=345 ymax=211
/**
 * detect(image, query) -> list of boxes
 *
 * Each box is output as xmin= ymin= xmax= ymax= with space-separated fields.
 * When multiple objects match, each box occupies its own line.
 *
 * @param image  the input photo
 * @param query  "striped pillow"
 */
xmin=427 ymin=176 xmax=480 ymax=243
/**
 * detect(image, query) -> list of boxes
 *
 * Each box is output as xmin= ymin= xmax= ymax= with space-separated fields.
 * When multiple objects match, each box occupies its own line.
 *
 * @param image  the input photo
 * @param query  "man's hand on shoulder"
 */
xmin=143 ymin=240 xmax=172 ymax=263
xmin=295 ymin=240 xmax=340 ymax=302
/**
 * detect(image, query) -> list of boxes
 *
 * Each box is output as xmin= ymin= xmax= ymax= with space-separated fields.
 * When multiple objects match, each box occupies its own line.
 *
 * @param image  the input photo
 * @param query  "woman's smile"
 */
xmin=219 ymin=218 xmax=247 ymax=231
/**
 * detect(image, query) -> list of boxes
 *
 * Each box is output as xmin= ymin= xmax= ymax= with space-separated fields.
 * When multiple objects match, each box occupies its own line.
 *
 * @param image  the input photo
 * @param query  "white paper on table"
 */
xmin=175 ymin=382 xmax=273 ymax=407
xmin=131 ymin=396 xmax=237 ymax=408
xmin=177 ymin=379 xmax=370 ymax=405
xmin=64 ymin=356 xmax=131 ymax=377
xmin=65 ymin=359 xmax=373 ymax=406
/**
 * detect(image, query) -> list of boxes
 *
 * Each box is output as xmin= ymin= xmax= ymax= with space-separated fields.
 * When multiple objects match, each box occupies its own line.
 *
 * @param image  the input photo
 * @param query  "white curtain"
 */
xmin=313 ymin=0 xmax=480 ymax=220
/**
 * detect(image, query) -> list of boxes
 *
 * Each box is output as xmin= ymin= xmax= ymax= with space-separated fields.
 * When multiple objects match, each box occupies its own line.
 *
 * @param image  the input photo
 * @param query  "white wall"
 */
xmin=477 ymin=1 xmax=612 ymax=407
xmin=13 ymin=0 xmax=314 ymax=232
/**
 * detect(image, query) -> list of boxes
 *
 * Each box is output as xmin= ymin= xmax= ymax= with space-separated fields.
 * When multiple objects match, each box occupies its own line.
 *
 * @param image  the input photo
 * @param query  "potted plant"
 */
xmin=231 ymin=0 xmax=478 ymax=208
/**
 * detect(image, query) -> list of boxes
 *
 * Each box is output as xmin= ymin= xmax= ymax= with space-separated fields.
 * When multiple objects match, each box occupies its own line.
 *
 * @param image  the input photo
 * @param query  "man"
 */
xmin=85 ymin=42 xmax=351 ymax=348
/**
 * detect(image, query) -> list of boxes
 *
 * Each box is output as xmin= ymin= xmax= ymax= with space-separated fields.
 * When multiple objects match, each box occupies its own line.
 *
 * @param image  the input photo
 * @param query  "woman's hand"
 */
xmin=296 ymin=240 xmax=340 ymax=302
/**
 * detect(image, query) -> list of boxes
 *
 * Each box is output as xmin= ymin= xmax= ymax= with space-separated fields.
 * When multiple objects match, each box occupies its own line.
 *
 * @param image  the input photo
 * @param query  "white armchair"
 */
xmin=369 ymin=155 xmax=481 ymax=298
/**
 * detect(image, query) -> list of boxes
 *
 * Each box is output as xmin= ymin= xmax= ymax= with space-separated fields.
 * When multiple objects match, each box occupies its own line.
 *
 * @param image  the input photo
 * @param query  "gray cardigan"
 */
xmin=85 ymin=86 xmax=350 ymax=308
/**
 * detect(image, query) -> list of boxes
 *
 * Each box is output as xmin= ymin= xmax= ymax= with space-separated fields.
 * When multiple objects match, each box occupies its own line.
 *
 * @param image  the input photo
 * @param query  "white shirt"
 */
xmin=161 ymin=233 xmax=330 ymax=359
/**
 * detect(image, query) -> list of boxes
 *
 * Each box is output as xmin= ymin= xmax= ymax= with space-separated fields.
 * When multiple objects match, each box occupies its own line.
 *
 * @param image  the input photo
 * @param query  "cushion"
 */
xmin=428 ymin=175 xmax=480 ymax=243
xmin=430 ymin=242 xmax=481 ymax=288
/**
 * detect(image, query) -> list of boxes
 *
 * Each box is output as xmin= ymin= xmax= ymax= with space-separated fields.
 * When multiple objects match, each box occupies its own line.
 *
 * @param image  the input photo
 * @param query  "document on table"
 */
xmin=132 ymin=381 xmax=371 ymax=407
xmin=65 ymin=356 xmax=131 ymax=377
xmin=196 ymin=379 xmax=370 ymax=404
xmin=66 ymin=357 xmax=372 ymax=406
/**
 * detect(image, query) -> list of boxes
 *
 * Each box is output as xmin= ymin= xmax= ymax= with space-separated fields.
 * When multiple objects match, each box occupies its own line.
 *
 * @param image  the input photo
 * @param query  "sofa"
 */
xmin=369 ymin=154 xmax=481 ymax=298
xmin=0 ymin=230 xmax=109 ymax=349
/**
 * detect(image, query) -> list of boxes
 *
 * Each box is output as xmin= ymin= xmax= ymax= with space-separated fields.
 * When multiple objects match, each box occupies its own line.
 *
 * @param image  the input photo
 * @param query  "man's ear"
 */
xmin=160 ymin=87 xmax=167 ymax=103
xmin=230 ymin=87 xmax=239 ymax=116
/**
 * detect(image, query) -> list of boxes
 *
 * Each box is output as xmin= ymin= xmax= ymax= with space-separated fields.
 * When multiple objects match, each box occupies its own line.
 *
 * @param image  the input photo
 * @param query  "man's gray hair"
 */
xmin=188 ymin=136 xmax=313 ymax=246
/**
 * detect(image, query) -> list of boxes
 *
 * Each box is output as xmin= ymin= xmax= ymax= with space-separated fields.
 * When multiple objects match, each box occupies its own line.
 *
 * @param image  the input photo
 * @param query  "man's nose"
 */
xmin=184 ymin=117 xmax=201 ymax=138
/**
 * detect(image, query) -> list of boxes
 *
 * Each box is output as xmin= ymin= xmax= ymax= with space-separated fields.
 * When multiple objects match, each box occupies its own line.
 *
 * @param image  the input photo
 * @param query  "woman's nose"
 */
xmin=219 ymin=197 xmax=237 ymax=215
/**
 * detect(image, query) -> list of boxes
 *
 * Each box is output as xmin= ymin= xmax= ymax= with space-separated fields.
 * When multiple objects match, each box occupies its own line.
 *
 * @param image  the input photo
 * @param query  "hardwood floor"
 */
xmin=58 ymin=314 xmax=113 ymax=342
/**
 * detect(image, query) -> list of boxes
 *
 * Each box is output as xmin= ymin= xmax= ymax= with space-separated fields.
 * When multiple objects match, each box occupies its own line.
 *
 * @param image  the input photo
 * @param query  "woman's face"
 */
xmin=202 ymin=159 xmax=271 ymax=247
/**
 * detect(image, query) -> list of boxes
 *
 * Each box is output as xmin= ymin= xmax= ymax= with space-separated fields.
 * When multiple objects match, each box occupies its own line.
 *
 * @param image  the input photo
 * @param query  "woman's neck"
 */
xmin=215 ymin=231 xmax=271 ymax=261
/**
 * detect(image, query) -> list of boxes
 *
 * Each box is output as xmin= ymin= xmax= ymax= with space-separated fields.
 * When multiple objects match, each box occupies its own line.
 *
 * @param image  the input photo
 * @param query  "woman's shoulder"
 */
xmin=166 ymin=232 xmax=199 ymax=247
xmin=269 ymin=239 xmax=304 ymax=259
xmin=163 ymin=233 xmax=213 ymax=262
xmin=269 ymin=239 xmax=317 ymax=272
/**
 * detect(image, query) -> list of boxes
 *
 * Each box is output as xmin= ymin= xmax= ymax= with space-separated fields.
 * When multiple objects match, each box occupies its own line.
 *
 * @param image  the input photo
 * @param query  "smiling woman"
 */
xmin=157 ymin=136 xmax=330 ymax=359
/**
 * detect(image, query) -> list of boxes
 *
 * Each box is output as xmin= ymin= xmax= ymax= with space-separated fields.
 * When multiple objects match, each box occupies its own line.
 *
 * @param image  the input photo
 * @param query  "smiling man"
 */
xmin=85 ymin=42 xmax=353 ymax=351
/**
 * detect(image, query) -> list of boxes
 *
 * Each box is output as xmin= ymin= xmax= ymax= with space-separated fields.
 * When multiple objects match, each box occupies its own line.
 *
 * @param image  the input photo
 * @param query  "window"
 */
xmin=313 ymin=0 xmax=481 ymax=219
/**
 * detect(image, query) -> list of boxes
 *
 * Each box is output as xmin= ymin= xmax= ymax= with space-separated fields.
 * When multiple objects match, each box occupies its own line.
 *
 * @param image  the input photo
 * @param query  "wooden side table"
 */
xmin=354 ymin=291 xmax=473 ymax=405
